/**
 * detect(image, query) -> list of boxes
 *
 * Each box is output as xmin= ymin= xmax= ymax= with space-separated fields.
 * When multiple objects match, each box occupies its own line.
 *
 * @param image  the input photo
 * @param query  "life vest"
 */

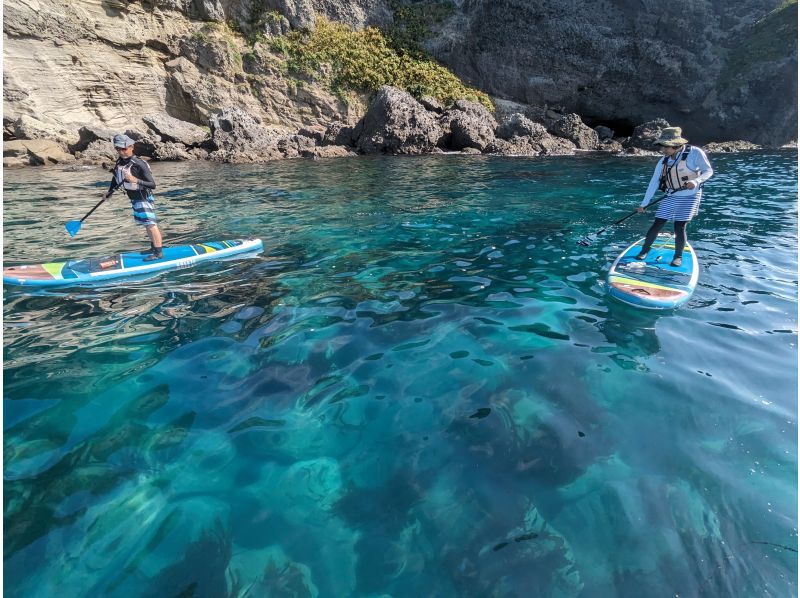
xmin=659 ymin=145 xmax=701 ymax=191
xmin=114 ymin=158 xmax=147 ymax=191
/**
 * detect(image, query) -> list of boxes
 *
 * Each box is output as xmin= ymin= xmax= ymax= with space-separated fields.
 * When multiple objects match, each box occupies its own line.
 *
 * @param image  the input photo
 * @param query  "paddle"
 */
xmin=65 ymin=182 xmax=121 ymax=237
xmin=576 ymin=194 xmax=668 ymax=246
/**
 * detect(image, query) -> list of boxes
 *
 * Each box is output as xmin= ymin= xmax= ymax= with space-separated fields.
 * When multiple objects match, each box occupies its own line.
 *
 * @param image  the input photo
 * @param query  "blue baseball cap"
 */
xmin=112 ymin=133 xmax=135 ymax=148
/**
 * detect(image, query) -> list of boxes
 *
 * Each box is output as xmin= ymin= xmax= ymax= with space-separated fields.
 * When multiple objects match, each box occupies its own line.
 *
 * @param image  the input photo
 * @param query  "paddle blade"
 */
xmin=65 ymin=220 xmax=82 ymax=237
xmin=576 ymin=236 xmax=593 ymax=246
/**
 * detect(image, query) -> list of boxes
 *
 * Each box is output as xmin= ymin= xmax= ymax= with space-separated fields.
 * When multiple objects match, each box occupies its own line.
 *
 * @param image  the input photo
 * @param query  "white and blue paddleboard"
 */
xmin=607 ymin=233 xmax=699 ymax=309
xmin=3 ymin=238 xmax=263 ymax=288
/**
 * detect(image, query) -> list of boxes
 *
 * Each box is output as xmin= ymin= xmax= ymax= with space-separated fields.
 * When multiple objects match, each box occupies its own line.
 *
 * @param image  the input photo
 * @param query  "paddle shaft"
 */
xmin=581 ymin=194 xmax=669 ymax=242
xmin=79 ymin=181 xmax=123 ymax=223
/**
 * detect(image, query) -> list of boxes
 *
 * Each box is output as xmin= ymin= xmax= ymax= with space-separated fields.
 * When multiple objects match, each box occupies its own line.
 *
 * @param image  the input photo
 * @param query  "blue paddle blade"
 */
xmin=65 ymin=220 xmax=82 ymax=237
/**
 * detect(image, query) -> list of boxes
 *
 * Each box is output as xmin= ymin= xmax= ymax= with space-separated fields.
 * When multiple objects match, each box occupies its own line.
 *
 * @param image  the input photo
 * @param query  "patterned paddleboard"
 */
xmin=3 ymin=238 xmax=263 ymax=287
xmin=607 ymin=233 xmax=698 ymax=309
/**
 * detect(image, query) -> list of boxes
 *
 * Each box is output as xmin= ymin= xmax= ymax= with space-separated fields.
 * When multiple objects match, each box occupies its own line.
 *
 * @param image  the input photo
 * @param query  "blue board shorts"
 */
xmin=131 ymin=197 xmax=157 ymax=226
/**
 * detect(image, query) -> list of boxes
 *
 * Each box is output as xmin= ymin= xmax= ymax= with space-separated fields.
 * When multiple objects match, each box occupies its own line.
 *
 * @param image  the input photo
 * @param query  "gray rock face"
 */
xmin=446 ymin=100 xmax=498 ymax=151
xmin=425 ymin=0 xmax=796 ymax=145
xmin=153 ymin=141 xmax=194 ymax=161
xmin=549 ymin=113 xmax=598 ymax=150
xmin=597 ymin=139 xmax=623 ymax=153
xmin=76 ymin=139 xmax=117 ymax=166
xmin=355 ymin=86 xmax=443 ymax=155
xmin=5 ymin=139 xmax=75 ymax=165
xmin=496 ymin=113 xmax=547 ymax=141
xmin=12 ymin=115 xmax=77 ymax=147
xmin=308 ymin=145 xmax=354 ymax=158
xmin=70 ymin=125 xmax=115 ymax=153
xmin=209 ymin=106 xmax=280 ymax=154
xmin=448 ymin=112 xmax=496 ymax=151
xmin=594 ymin=125 xmax=614 ymax=141
xmin=703 ymin=140 xmax=762 ymax=152
xmin=143 ymin=113 xmax=209 ymax=146
xmin=192 ymin=0 xmax=225 ymax=22
xmin=623 ymin=119 xmax=671 ymax=151
xmin=323 ymin=121 xmax=356 ymax=146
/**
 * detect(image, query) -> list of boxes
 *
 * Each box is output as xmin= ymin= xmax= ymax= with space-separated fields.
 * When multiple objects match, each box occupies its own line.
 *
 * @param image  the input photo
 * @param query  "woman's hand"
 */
xmin=124 ymin=171 xmax=138 ymax=183
xmin=636 ymin=207 xmax=645 ymax=213
xmin=684 ymin=181 xmax=696 ymax=190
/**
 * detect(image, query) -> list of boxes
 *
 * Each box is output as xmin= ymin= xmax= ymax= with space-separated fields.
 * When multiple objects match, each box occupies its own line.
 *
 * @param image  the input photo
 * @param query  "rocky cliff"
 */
xmin=3 ymin=0 xmax=796 ymax=165
xmin=424 ymin=0 xmax=797 ymax=146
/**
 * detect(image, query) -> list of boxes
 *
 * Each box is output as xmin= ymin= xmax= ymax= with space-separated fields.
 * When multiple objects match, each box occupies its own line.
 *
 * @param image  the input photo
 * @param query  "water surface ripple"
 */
xmin=4 ymin=153 xmax=797 ymax=596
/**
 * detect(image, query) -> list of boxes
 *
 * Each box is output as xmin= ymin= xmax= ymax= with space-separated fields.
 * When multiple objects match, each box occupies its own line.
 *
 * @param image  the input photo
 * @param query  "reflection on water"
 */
xmin=4 ymin=153 xmax=798 ymax=596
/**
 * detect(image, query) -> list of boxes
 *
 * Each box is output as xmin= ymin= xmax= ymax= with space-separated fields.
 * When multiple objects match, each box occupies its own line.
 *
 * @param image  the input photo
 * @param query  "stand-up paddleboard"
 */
xmin=607 ymin=233 xmax=698 ymax=309
xmin=3 ymin=238 xmax=263 ymax=288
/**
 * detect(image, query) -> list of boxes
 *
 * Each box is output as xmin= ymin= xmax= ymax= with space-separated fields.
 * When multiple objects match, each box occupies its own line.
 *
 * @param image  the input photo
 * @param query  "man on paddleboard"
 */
xmin=635 ymin=127 xmax=713 ymax=267
xmin=104 ymin=134 xmax=164 ymax=261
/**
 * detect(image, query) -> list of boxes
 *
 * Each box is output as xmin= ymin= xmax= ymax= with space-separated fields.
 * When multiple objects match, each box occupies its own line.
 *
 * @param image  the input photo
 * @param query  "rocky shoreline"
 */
xmin=4 ymin=85 xmax=789 ymax=170
xmin=4 ymin=0 xmax=795 ymax=170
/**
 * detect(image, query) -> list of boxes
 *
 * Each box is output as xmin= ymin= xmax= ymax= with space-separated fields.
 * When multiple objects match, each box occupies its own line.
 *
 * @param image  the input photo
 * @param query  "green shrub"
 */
xmin=270 ymin=17 xmax=492 ymax=110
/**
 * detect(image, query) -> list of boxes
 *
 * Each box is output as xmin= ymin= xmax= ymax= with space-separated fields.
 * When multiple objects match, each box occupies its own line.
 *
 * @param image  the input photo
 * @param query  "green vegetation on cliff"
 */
xmin=721 ymin=0 xmax=797 ymax=87
xmin=269 ymin=17 xmax=492 ymax=110
xmin=384 ymin=0 xmax=455 ymax=57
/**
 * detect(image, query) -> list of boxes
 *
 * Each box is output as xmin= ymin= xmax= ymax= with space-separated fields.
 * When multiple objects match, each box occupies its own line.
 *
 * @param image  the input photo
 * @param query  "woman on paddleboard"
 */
xmin=635 ymin=127 xmax=713 ymax=267
xmin=104 ymin=134 xmax=164 ymax=261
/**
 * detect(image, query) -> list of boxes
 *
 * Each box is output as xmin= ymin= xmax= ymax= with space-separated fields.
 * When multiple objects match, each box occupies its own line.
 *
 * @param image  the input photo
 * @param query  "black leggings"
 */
xmin=642 ymin=218 xmax=687 ymax=257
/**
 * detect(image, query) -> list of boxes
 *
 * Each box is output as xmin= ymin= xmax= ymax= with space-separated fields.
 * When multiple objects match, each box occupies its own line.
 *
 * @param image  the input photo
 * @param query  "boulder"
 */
xmin=419 ymin=96 xmax=445 ymax=113
xmin=76 ymin=139 xmax=118 ymax=165
xmin=322 ymin=121 xmax=356 ymax=146
xmin=207 ymin=106 xmax=288 ymax=162
xmin=153 ymin=141 xmax=194 ymax=161
xmin=537 ymin=135 xmax=577 ymax=155
xmin=496 ymin=113 xmax=547 ymax=141
xmin=298 ymin=126 xmax=325 ymax=145
xmin=124 ymin=130 xmax=161 ymax=158
xmin=4 ymin=139 xmax=74 ymax=165
xmin=70 ymin=125 xmax=115 ymax=153
xmin=446 ymin=100 xmax=498 ymax=151
xmin=485 ymin=138 xmax=541 ymax=156
xmin=13 ymin=115 xmax=78 ymax=147
xmin=275 ymin=0 xmax=316 ymax=30
xmin=703 ymin=140 xmax=762 ymax=152
xmin=307 ymin=145 xmax=354 ymax=158
xmin=277 ymin=133 xmax=317 ymax=158
xmin=209 ymin=106 xmax=276 ymax=151
xmin=355 ymin=86 xmax=443 ymax=155
xmin=597 ymin=139 xmax=624 ymax=153
xmin=189 ymin=147 xmax=210 ymax=160
xmin=143 ymin=113 xmax=209 ymax=146
xmin=595 ymin=125 xmax=614 ymax=141
xmin=192 ymin=0 xmax=225 ymax=22
xmin=623 ymin=119 xmax=671 ymax=150
xmin=549 ymin=113 xmax=598 ymax=150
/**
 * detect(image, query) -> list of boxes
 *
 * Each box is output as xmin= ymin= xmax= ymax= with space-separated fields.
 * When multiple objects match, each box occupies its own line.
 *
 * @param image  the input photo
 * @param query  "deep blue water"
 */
xmin=3 ymin=152 xmax=797 ymax=597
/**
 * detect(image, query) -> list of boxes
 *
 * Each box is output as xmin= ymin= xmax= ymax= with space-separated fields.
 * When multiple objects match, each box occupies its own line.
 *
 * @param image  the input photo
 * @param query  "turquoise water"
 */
xmin=3 ymin=153 xmax=797 ymax=596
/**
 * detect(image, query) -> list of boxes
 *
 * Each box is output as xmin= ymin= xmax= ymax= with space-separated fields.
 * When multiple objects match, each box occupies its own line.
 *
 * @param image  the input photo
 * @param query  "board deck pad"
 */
xmin=607 ymin=233 xmax=699 ymax=309
xmin=4 ymin=238 xmax=263 ymax=287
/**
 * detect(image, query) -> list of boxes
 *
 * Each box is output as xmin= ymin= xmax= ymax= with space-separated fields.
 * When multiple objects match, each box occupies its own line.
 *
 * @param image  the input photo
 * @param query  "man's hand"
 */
xmin=684 ymin=181 xmax=696 ymax=190
xmin=636 ymin=207 xmax=645 ymax=213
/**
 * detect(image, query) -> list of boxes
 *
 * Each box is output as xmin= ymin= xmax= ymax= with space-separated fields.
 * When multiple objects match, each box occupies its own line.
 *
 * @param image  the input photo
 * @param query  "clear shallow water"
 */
xmin=3 ymin=153 xmax=797 ymax=596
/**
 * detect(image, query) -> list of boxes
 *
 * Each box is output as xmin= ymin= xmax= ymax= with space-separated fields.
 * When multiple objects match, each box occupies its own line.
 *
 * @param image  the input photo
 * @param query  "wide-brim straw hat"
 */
xmin=655 ymin=127 xmax=689 ymax=146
